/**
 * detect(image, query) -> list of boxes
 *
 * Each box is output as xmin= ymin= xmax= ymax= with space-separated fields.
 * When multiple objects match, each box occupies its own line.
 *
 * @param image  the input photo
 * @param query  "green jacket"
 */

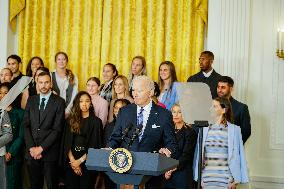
xmin=6 ymin=108 xmax=24 ymax=162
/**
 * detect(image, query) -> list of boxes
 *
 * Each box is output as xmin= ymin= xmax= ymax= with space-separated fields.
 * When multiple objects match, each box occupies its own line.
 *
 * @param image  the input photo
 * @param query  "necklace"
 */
xmin=174 ymin=123 xmax=184 ymax=134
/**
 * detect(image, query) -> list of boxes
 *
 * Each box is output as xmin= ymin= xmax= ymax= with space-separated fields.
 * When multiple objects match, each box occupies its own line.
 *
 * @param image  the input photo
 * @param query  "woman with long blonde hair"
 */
xmin=164 ymin=104 xmax=197 ymax=189
xmin=108 ymin=75 xmax=133 ymax=122
xmin=128 ymin=56 xmax=147 ymax=95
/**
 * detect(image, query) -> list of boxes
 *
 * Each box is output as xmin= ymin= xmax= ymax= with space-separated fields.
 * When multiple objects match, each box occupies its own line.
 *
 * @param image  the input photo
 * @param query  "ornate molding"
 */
xmin=270 ymin=0 xmax=284 ymax=150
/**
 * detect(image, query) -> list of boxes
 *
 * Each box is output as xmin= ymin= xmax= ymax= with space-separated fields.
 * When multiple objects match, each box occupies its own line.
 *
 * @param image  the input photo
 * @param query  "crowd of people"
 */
xmin=0 ymin=51 xmax=251 ymax=189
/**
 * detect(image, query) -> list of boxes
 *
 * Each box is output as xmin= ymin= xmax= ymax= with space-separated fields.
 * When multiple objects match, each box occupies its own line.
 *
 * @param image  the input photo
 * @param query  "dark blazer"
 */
xmin=23 ymin=93 xmax=65 ymax=161
xmin=103 ymin=120 xmax=115 ymax=147
xmin=62 ymin=114 xmax=103 ymax=164
xmin=230 ymin=97 xmax=251 ymax=144
xmin=108 ymin=102 xmax=177 ymax=156
xmin=10 ymin=72 xmax=24 ymax=109
xmin=187 ymin=70 xmax=222 ymax=99
xmin=164 ymin=126 xmax=197 ymax=189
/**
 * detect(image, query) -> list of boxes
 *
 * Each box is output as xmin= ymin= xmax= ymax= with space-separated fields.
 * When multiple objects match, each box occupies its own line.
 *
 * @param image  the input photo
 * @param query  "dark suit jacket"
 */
xmin=103 ymin=120 xmax=115 ymax=147
xmin=187 ymin=70 xmax=222 ymax=99
xmin=108 ymin=102 xmax=177 ymax=156
xmin=164 ymin=126 xmax=197 ymax=189
xmin=24 ymin=93 xmax=65 ymax=161
xmin=61 ymin=114 xmax=103 ymax=165
xmin=230 ymin=97 xmax=251 ymax=144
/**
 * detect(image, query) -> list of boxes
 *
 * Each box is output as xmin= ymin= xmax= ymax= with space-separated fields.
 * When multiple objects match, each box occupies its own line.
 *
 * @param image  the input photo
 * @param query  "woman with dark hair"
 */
xmin=63 ymin=91 xmax=103 ymax=189
xmin=21 ymin=67 xmax=50 ymax=109
xmin=0 ymin=82 xmax=23 ymax=189
xmin=128 ymin=56 xmax=147 ymax=95
xmin=151 ymin=82 xmax=166 ymax=109
xmin=26 ymin=56 xmax=44 ymax=77
xmin=103 ymin=98 xmax=130 ymax=189
xmin=163 ymin=104 xmax=197 ymax=189
xmin=100 ymin=63 xmax=118 ymax=103
xmin=104 ymin=98 xmax=130 ymax=146
xmin=158 ymin=61 xmax=179 ymax=110
xmin=193 ymin=97 xmax=249 ymax=189
xmin=51 ymin=52 xmax=78 ymax=115
xmin=86 ymin=77 xmax=108 ymax=126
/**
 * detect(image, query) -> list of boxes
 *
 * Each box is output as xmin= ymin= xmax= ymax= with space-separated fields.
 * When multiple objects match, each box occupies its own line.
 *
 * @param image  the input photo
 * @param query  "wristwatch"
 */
xmin=79 ymin=157 xmax=84 ymax=163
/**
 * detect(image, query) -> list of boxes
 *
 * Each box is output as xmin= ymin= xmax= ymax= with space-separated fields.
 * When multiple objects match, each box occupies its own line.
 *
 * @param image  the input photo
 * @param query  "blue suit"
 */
xmin=108 ymin=102 xmax=178 ymax=189
xmin=193 ymin=122 xmax=249 ymax=184
xmin=108 ymin=102 xmax=177 ymax=155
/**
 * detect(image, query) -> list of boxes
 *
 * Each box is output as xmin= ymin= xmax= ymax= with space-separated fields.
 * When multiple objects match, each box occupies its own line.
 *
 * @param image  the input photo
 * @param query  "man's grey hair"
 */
xmin=132 ymin=75 xmax=155 ymax=91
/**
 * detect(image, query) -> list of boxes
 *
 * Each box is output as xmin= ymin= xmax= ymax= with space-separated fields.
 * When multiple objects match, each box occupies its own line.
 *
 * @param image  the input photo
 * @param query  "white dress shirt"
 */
xmin=202 ymin=68 xmax=213 ymax=78
xmin=136 ymin=100 xmax=153 ymax=139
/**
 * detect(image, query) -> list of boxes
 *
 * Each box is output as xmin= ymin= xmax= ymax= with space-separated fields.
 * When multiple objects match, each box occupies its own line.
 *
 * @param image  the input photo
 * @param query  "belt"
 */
xmin=74 ymin=146 xmax=85 ymax=152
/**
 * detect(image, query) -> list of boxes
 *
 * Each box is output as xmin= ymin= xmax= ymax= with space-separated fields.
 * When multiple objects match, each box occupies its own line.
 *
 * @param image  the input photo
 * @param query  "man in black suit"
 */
xmin=24 ymin=71 xmax=65 ymax=189
xmin=217 ymin=76 xmax=251 ymax=144
xmin=108 ymin=75 xmax=177 ymax=189
xmin=187 ymin=51 xmax=222 ymax=99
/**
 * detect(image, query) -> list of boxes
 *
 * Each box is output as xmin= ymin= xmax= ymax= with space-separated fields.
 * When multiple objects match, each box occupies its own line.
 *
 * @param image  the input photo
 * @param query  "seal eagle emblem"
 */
xmin=109 ymin=148 xmax=133 ymax=173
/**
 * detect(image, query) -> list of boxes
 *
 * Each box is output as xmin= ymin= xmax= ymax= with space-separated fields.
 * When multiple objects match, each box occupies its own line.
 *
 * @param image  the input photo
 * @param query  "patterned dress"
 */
xmin=202 ymin=124 xmax=233 ymax=189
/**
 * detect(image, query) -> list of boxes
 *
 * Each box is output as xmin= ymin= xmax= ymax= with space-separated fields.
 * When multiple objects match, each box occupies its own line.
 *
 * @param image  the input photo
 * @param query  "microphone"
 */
xmin=128 ymin=124 xmax=143 ymax=147
xmin=121 ymin=123 xmax=133 ymax=141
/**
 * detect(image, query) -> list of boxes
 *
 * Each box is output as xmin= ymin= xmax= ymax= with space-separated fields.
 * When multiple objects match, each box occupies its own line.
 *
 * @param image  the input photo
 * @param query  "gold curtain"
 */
xmin=18 ymin=0 xmax=207 ymax=90
xmin=10 ymin=0 xmax=26 ymax=32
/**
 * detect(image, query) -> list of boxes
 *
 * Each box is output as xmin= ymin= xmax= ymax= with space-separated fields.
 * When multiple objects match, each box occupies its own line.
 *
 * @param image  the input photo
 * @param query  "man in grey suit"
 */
xmin=217 ymin=76 xmax=251 ymax=144
xmin=24 ymin=71 xmax=65 ymax=189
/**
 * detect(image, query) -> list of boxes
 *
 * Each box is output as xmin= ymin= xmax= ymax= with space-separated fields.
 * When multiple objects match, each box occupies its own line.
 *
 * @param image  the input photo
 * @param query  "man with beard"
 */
xmin=7 ymin=55 xmax=24 ymax=86
xmin=6 ymin=55 xmax=25 ymax=109
xmin=187 ymin=51 xmax=222 ymax=99
xmin=217 ymin=76 xmax=251 ymax=144
xmin=24 ymin=71 xmax=65 ymax=189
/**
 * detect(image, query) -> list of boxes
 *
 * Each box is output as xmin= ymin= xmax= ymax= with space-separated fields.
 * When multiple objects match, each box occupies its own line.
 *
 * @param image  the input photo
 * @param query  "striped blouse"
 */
xmin=202 ymin=124 xmax=233 ymax=189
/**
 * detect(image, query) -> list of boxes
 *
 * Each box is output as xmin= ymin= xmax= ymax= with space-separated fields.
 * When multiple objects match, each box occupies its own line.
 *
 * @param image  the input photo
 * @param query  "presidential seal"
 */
xmin=109 ymin=148 xmax=133 ymax=173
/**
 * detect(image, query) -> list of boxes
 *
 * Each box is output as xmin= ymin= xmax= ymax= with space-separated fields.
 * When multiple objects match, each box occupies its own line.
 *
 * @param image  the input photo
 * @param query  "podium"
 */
xmin=86 ymin=148 xmax=179 ymax=185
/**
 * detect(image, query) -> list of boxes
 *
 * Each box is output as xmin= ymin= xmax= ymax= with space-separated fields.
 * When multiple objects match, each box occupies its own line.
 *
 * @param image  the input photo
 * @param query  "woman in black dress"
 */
xmin=63 ymin=91 xmax=103 ymax=189
xmin=163 ymin=104 xmax=197 ymax=189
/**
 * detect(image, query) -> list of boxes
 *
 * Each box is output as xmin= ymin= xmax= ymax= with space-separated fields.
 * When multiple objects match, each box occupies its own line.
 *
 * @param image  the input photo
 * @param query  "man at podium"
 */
xmin=108 ymin=75 xmax=177 ymax=189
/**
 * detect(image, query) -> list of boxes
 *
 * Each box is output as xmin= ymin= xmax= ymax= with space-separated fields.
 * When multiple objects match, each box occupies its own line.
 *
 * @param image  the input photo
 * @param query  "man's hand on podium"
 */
xmin=158 ymin=148 xmax=171 ymax=157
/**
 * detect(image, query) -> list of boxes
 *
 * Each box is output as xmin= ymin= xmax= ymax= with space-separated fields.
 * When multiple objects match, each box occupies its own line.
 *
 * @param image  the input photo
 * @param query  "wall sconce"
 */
xmin=277 ymin=29 xmax=284 ymax=59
